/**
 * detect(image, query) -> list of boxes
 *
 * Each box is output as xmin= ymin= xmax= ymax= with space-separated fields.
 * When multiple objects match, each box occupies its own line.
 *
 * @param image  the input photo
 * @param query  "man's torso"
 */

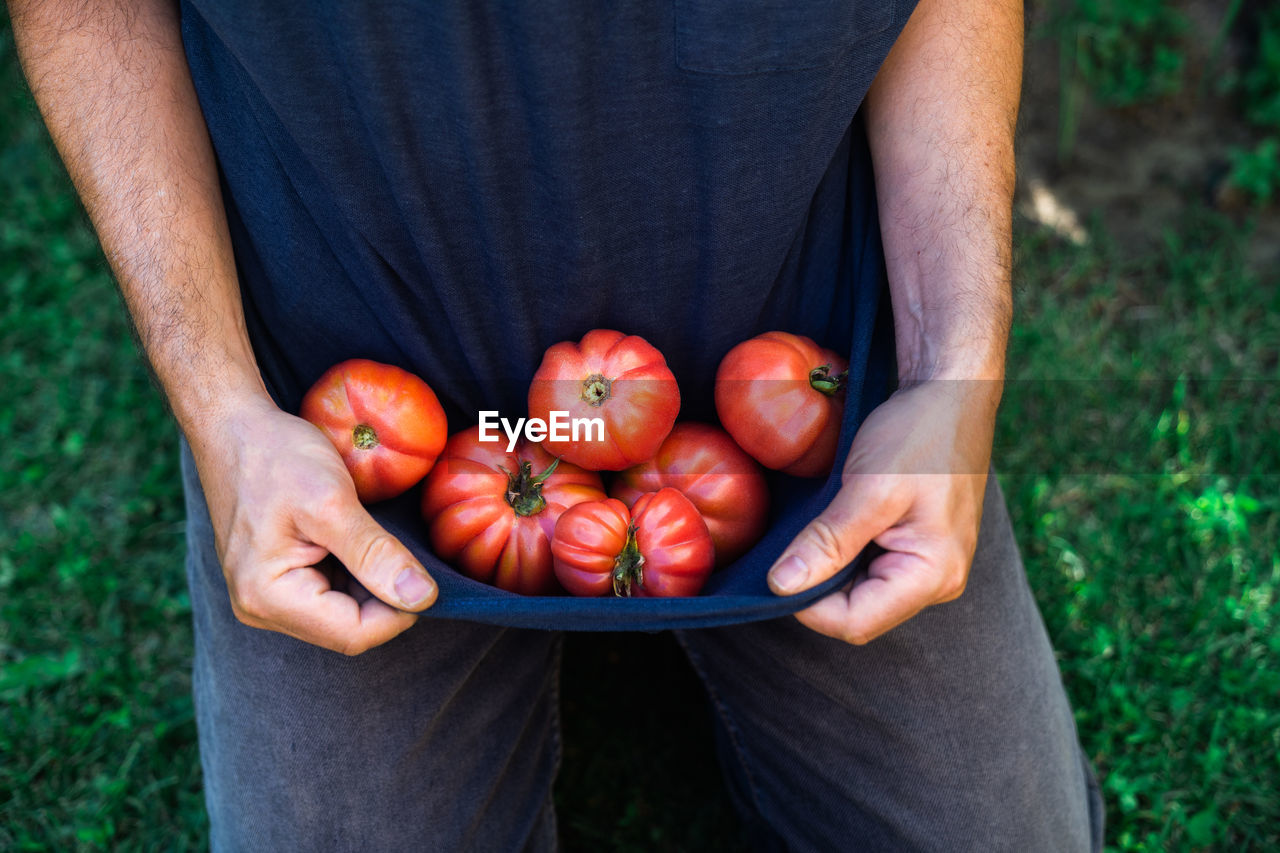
xmin=180 ymin=0 xmax=916 ymax=421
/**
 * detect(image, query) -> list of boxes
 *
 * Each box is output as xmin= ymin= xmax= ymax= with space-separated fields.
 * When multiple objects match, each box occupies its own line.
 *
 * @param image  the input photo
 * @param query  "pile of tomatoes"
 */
xmin=300 ymin=329 xmax=847 ymax=599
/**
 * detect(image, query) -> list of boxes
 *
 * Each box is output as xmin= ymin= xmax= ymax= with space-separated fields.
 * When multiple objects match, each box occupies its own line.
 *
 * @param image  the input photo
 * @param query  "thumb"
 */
xmin=310 ymin=502 xmax=438 ymax=612
xmin=768 ymin=476 xmax=904 ymax=596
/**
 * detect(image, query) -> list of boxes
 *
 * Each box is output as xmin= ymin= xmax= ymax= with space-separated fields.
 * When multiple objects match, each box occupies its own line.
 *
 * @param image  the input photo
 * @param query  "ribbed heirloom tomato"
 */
xmin=714 ymin=332 xmax=849 ymax=478
xmin=551 ymin=488 xmax=714 ymax=598
xmin=300 ymin=358 xmax=448 ymax=503
xmin=527 ymin=329 xmax=680 ymax=471
xmin=421 ymin=426 xmax=606 ymax=595
xmin=611 ymin=423 xmax=769 ymax=568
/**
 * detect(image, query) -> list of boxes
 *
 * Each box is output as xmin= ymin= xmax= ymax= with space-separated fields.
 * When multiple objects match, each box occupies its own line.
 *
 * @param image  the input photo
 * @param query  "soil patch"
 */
xmin=1015 ymin=0 xmax=1280 ymax=275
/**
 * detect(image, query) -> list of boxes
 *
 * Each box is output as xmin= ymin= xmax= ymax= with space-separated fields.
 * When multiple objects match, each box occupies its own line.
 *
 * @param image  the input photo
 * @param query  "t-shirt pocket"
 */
xmin=674 ymin=0 xmax=896 ymax=75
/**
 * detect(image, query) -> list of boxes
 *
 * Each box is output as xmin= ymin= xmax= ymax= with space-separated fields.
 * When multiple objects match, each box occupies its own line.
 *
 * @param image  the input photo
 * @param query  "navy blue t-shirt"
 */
xmin=181 ymin=0 xmax=918 ymax=630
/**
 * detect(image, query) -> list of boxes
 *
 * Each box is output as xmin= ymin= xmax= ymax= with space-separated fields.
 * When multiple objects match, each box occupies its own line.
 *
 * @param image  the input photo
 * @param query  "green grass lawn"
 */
xmin=3 ymin=14 xmax=1278 ymax=853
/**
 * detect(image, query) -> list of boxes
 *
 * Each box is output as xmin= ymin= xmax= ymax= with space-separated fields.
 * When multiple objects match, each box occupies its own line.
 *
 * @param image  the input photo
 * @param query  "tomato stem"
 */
xmin=808 ymin=364 xmax=848 ymax=397
xmin=611 ymin=524 xmax=645 ymax=597
xmin=581 ymin=373 xmax=613 ymax=407
xmin=352 ymin=424 xmax=379 ymax=450
xmin=504 ymin=458 xmax=559 ymax=517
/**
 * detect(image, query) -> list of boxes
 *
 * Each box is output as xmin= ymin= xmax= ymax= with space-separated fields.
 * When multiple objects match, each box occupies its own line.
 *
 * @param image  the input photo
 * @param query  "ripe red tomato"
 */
xmin=551 ymin=488 xmax=714 ymax=598
xmin=300 ymin=358 xmax=448 ymax=503
xmin=714 ymin=332 xmax=848 ymax=478
xmin=527 ymin=329 xmax=680 ymax=471
xmin=421 ymin=426 xmax=606 ymax=595
xmin=611 ymin=423 xmax=768 ymax=568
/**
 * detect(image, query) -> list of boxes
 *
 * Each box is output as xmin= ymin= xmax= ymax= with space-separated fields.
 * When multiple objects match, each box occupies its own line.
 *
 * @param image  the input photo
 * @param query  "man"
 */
xmin=12 ymin=0 xmax=1103 ymax=849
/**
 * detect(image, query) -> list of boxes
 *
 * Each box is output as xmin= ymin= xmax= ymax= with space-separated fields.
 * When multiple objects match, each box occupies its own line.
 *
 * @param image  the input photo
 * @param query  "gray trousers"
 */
xmin=181 ymin=445 xmax=1103 ymax=851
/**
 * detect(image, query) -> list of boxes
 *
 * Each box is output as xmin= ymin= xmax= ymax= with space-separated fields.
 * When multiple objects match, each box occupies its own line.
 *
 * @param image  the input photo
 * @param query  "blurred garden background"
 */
xmin=2 ymin=1 xmax=1278 ymax=850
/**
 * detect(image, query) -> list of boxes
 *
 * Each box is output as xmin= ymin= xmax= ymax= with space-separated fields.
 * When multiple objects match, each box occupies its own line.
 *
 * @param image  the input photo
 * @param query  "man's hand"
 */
xmin=192 ymin=397 xmax=437 ymax=655
xmin=768 ymin=379 xmax=999 ymax=644
xmin=769 ymin=0 xmax=1021 ymax=643
xmin=11 ymin=0 xmax=435 ymax=654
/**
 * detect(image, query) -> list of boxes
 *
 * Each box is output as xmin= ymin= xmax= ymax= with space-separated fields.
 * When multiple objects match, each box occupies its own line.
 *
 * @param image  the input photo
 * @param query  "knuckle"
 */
xmin=862 ymin=471 xmax=896 ymax=497
xmin=339 ymin=636 xmax=373 ymax=657
xmin=849 ymin=472 xmax=895 ymax=505
xmin=312 ymin=484 xmax=352 ymax=522
xmin=807 ymin=516 xmax=848 ymax=564
xmin=230 ymin=580 xmax=268 ymax=622
xmin=938 ymin=570 xmax=969 ymax=602
xmin=228 ymin=594 xmax=262 ymax=627
xmin=841 ymin=625 xmax=872 ymax=646
xmin=224 ymin=558 xmax=272 ymax=623
xmin=351 ymin=531 xmax=399 ymax=579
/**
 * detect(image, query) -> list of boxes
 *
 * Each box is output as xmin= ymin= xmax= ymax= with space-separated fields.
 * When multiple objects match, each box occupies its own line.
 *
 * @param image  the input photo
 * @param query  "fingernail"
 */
xmin=769 ymin=556 xmax=809 ymax=594
xmin=395 ymin=567 xmax=436 ymax=607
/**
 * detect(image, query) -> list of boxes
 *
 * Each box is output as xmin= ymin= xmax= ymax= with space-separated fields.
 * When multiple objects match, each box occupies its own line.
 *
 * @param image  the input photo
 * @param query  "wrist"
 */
xmin=897 ymin=331 xmax=1009 ymax=387
xmin=890 ymin=269 xmax=1012 ymax=389
xmin=895 ymin=329 xmax=1008 ymax=430
xmin=170 ymin=368 xmax=276 ymax=453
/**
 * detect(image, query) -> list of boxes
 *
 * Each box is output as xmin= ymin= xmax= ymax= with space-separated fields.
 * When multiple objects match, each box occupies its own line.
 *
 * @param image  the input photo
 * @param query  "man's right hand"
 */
xmin=12 ymin=2 xmax=439 ymax=654
xmin=190 ymin=397 xmax=438 ymax=655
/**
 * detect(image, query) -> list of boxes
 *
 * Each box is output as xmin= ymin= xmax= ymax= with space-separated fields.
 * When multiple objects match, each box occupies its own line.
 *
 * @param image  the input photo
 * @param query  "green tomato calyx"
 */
xmin=352 ymin=424 xmax=379 ymax=450
xmin=809 ymin=364 xmax=848 ymax=397
xmin=504 ymin=457 xmax=559 ymax=517
xmin=581 ymin=374 xmax=613 ymax=407
xmin=612 ymin=524 xmax=645 ymax=597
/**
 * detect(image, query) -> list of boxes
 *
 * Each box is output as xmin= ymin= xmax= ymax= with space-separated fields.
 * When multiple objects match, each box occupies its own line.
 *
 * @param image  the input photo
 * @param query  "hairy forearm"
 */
xmin=765 ymin=0 xmax=1025 ymax=634
xmin=864 ymin=0 xmax=1022 ymax=386
xmin=11 ymin=0 xmax=268 ymax=437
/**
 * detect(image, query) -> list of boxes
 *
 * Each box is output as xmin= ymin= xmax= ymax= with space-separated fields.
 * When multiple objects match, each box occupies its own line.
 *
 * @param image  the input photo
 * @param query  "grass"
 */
xmin=1227 ymin=5 xmax=1280 ymax=205
xmin=1052 ymin=0 xmax=1187 ymax=108
xmin=1002 ymin=214 xmax=1280 ymax=850
xmin=3 ymin=11 xmax=1279 ymax=853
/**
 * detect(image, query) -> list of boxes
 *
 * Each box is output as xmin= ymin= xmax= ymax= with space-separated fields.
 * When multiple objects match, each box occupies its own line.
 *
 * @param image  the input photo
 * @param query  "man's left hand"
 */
xmin=767 ymin=378 xmax=1000 ymax=645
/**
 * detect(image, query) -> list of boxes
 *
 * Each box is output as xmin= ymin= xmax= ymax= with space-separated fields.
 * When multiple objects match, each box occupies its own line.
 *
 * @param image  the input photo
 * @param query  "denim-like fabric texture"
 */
xmin=676 ymin=474 xmax=1106 ymax=852
xmin=182 ymin=446 xmax=1103 ymax=851
xmin=182 ymin=448 xmax=563 ymax=852
xmin=179 ymin=0 xmax=916 ymax=630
